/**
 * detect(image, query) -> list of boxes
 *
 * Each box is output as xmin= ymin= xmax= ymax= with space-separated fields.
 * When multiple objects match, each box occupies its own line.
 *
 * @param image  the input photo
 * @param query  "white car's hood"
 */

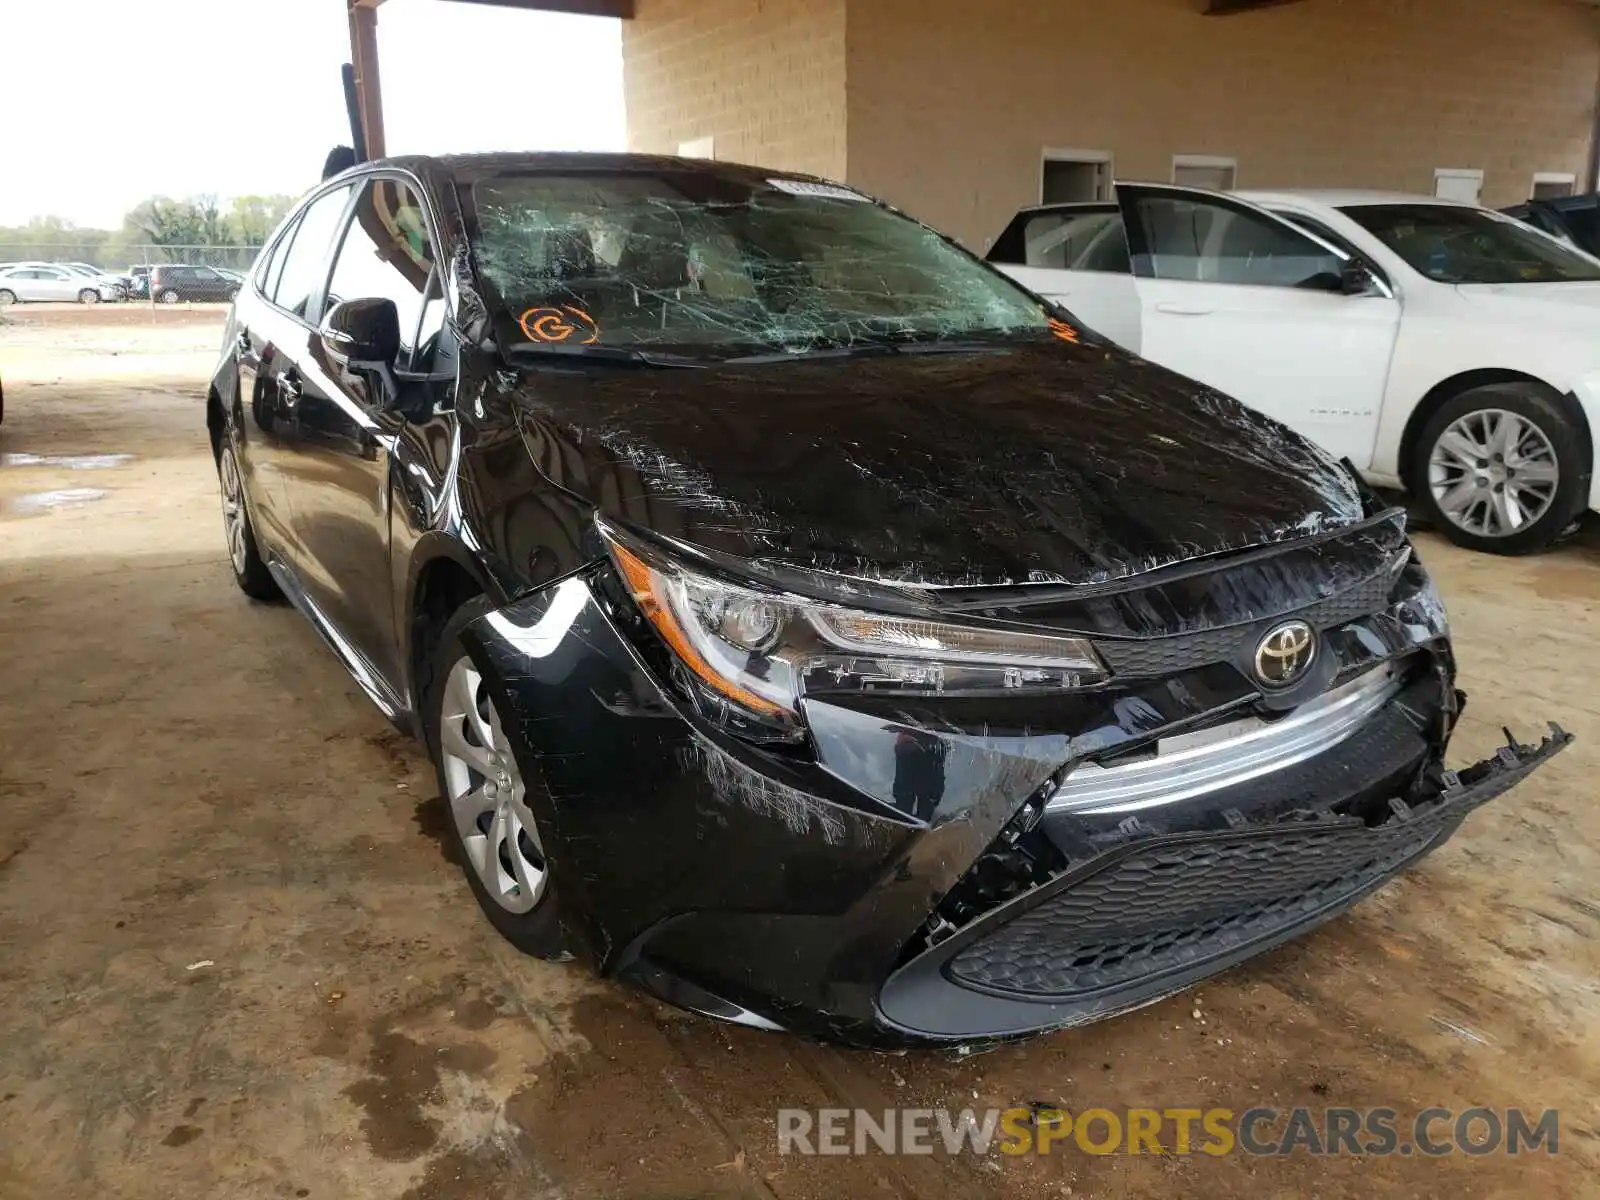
xmin=1455 ymin=281 xmax=1600 ymax=323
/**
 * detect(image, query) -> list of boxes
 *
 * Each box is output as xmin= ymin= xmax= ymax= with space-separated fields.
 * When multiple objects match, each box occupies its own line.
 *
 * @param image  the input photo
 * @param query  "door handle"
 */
xmin=1154 ymin=302 xmax=1215 ymax=316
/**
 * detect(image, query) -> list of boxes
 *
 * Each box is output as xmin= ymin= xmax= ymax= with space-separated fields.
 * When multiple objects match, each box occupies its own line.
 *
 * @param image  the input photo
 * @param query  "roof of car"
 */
xmin=1236 ymin=188 xmax=1478 ymax=208
xmin=348 ymin=151 xmax=828 ymax=187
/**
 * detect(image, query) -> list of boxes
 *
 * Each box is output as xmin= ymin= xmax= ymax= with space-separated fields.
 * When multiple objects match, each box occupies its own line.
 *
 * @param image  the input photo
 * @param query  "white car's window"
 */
xmin=1018 ymin=211 xmax=1130 ymax=273
xmin=1128 ymin=195 xmax=1344 ymax=289
xmin=1342 ymin=204 xmax=1600 ymax=284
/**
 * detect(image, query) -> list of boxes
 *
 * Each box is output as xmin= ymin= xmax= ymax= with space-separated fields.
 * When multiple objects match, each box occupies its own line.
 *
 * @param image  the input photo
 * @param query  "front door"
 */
xmin=280 ymin=176 xmax=445 ymax=692
xmin=1114 ymin=184 xmax=1401 ymax=470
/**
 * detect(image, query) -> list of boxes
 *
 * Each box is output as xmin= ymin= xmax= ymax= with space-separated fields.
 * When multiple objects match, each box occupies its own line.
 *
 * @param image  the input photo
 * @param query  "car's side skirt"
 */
xmin=265 ymin=556 xmax=412 ymax=728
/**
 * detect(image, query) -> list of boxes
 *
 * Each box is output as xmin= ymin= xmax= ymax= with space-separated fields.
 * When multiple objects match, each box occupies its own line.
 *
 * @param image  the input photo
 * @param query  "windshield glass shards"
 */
xmin=469 ymin=172 xmax=1057 ymax=359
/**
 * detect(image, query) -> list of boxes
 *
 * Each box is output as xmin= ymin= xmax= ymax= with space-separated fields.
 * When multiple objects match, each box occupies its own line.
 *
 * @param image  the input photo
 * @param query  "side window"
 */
xmin=1023 ymin=210 xmax=1129 ymax=272
xmin=324 ymin=179 xmax=438 ymax=368
xmin=1128 ymin=195 xmax=1344 ymax=289
xmin=271 ymin=184 xmax=353 ymax=318
xmin=263 ymin=221 xmax=296 ymax=300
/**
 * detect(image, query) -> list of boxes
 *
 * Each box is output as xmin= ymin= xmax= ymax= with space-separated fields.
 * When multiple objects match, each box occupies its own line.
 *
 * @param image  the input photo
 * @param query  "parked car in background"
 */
xmin=205 ymin=153 xmax=1565 ymax=1046
xmin=61 ymin=262 xmax=129 ymax=299
xmin=990 ymin=186 xmax=1600 ymax=554
xmin=149 ymin=264 xmax=240 ymax=304
xmin=0 ymin=264 xmax=118 ymax=305
xmin=1504 ymin=192 xmax=1600 ymax=257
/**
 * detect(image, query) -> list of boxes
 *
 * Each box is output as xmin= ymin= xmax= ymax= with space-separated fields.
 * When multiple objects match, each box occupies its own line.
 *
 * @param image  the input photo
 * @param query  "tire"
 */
xmin=78 ymin=289 xmax=100 ymax=305
xmin=160 ymin=289 xmax=181 ymax=304
xmin=0 ymin=290 xmax=16 ymax=306
xmin=215 ymin=440 xmax=280 ymax=600
xmin=1412 ymin=382 xmax=1587 ymax=555
xmin=423 ymin=599 xmax=565 ymax=958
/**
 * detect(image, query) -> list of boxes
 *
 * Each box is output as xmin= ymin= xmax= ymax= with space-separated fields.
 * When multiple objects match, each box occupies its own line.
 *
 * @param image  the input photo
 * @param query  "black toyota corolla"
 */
xmin=207 ymin=153 xmax=1566 ymax=1047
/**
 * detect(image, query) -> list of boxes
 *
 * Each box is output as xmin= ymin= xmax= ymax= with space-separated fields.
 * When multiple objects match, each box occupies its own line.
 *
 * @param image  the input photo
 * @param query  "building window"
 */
xmin=1040 ymin=149 xmax=1113 ymax=203
xmin=1433 ymin=168 xmax=1484 ymax=204
xmin=1172 ymin=155 xmax=1236 ymax=191
xmin=1531 ymin=172 xmax=1577 ymax=201
xmin=677 ymin=136 xmax=715 ymax=160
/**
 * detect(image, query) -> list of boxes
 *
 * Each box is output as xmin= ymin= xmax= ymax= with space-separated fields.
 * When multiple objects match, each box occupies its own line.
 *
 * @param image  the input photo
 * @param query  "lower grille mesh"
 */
xmin=947 ymin=816 xmax=1442 ymax=1000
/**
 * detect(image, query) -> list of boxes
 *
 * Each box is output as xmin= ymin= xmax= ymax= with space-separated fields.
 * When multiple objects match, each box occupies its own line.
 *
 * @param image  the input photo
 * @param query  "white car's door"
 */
xmin=1114 ymin=184 xmax=1402 ymax=470
xmin=0 ymin=269 xmax=50 ymax=301
xmin=31 ymin=267 xmax=78 ymax=301
xmin=986 ymin=204 xmax=1144 ymax=352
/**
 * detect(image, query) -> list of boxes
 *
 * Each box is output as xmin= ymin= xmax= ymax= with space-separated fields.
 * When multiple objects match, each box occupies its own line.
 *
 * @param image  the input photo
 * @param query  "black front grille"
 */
xmin=947 ymin=813 xmax=1444 ymax=1001
xmin=1095 ymin=568 xmax=1393 ymax=677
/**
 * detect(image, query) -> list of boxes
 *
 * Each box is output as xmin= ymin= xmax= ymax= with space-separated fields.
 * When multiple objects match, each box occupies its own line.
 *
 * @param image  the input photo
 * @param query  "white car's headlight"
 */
xmin=600 ymin=521 xmax=1108 ymax=739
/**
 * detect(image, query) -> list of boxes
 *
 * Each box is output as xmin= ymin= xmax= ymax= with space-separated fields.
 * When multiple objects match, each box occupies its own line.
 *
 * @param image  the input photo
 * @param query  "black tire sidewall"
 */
xmin=1413 ymin=383 xmax=1587 ymax=555
xmin=422 ymin=600 xmax=565 ymax=958
xmin=217 ymin=442 xmax=279 ymax=600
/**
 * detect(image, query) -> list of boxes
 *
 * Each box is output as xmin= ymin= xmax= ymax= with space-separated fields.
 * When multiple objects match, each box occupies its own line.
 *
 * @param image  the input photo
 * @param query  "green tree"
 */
xmin=226 ymin=194 xmax=295 ymax=245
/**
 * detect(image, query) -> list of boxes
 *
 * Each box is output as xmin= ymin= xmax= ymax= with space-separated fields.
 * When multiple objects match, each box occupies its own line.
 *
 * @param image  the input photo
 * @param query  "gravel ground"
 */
xmin=1 ymin=306 xmax=1597 ymax=1199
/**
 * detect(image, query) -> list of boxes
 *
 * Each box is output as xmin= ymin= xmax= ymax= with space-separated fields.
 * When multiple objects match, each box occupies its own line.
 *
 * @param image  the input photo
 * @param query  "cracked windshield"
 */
xmin=470 ymin=172 xmax=1059 ymax=358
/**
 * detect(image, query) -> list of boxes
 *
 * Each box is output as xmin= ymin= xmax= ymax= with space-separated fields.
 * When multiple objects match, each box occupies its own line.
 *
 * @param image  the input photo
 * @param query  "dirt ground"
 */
xmin=1 ymin=304 xmax=1597 ymax=1200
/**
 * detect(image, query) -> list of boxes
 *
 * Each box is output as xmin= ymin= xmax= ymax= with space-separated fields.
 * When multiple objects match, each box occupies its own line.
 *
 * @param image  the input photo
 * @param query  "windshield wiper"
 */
xmin=723 ymin=334 xmax=1011 ymax=365
xmin=504 ymin=343 xmax=705 ymax=370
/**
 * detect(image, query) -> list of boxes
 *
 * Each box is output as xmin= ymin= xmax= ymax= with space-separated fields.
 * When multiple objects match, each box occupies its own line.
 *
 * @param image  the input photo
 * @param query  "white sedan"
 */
xmin=988 ymin=185 xmax=1600 ymax=554
xmin=0 ymin=264 xmax=118 ymax=306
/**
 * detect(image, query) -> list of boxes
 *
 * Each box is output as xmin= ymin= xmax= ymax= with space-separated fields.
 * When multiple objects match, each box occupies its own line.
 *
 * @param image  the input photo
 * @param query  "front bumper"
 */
xmin=461 ymin=557 xmax=1567 ymax=1047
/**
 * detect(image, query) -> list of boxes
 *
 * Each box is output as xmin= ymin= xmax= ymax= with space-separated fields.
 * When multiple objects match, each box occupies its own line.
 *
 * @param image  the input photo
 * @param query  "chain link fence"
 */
xmin=0 ymin=243 xmax=265 ymax=309
xmin=0 ymin=244 xmax=265 ymax=273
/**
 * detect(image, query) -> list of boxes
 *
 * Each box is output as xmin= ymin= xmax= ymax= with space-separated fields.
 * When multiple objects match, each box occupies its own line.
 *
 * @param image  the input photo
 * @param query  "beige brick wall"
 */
xmin=846 ymin=0 xmax=1600 ymax=247
xmin=623 ymin=0 xmax=848 ymax=180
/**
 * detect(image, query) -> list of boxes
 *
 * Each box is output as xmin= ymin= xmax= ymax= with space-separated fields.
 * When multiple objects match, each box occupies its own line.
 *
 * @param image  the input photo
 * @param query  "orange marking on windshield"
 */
xmin=519 ymin=305 xmax=599 ymax=345
xmin=1048 ymin=317 xmax=1081 ymax=344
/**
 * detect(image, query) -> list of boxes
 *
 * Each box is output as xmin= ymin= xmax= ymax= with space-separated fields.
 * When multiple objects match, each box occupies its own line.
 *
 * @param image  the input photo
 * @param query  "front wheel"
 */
xmin=216 ymin=441 xmax=280 ymax=600
xmin=159 ymin=289 xmax=180 ymax=304
xmin=424 ymin=601 xmax=565 ymax=958
xmin=1413 ymin=382 xmax=1587 ymax=555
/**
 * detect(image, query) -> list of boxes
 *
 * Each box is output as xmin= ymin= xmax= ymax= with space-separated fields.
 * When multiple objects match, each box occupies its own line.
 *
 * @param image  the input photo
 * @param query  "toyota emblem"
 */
xmin=1254 ymin=621 xmax=1315 ymax=687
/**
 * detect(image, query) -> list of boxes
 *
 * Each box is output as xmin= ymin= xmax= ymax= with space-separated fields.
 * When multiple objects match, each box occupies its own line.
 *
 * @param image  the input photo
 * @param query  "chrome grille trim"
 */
xmin=1047 ymin=667 xmax=1400 ymax=816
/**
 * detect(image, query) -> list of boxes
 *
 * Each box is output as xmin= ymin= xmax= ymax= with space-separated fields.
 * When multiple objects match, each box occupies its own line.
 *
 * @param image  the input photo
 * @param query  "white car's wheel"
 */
xmin=1414 ymin=382 xmax=1586 ymax=555
xmin=0 ymin=289 xmax=17 ymax=306
xmin=78 ymin=288 xmax=101 ymax=305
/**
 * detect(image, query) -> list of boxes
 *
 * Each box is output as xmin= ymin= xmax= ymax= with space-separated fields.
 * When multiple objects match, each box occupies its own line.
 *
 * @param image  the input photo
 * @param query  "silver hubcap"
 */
xmin=162 ymin=291 xmax=179 ymax=304
xmin=439 ymin=657 xmax=546 ymax=914
xmin=1428 ymin=408 xmax=1559 ymax=538
xmin=217 ymin=448 xmax=248 ymax=574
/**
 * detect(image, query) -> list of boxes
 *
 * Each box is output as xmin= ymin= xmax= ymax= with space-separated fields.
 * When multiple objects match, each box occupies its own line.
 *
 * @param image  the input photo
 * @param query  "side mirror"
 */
xmin=1340 ymin=260 xmax=1381 ymax=296
xmin=321 ymin=296 xmax=401 ymax=369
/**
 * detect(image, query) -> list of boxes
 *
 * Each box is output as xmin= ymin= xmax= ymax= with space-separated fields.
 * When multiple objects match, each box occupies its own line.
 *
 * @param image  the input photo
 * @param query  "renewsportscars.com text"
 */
xmin=777 ymin=1106 xmax=1559 ymax=1157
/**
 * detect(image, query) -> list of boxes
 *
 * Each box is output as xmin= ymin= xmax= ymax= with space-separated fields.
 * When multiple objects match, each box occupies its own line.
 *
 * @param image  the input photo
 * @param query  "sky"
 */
xmin=0 ymin=0 xmax=626 ymax=229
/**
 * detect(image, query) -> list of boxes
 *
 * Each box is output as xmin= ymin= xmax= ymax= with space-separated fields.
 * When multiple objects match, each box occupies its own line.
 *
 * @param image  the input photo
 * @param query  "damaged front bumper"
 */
xmin=460 ymin=562 xmax=1569 ymax=1047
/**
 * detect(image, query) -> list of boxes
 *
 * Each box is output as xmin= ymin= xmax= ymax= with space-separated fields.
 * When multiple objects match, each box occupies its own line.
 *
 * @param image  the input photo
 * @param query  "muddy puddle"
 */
xmin=6 ymin=487 xmax=111 ymax=516
xmin=1 ymin=452 xmax=134 ymax=470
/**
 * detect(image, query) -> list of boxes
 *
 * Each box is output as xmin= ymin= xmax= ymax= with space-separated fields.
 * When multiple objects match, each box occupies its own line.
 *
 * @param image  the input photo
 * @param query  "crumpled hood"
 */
xmin=506 ymin=340 xmax=1364 ymax=589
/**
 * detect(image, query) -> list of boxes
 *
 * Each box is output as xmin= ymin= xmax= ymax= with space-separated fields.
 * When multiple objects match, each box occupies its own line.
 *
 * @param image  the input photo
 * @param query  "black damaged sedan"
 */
xmin=207 ymin=153 xmax=1567 ymax=1046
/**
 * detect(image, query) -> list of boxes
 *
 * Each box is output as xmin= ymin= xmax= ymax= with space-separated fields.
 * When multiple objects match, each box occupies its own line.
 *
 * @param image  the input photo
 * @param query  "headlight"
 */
xmin=600 ymin=521 xmax=1108 ymax=740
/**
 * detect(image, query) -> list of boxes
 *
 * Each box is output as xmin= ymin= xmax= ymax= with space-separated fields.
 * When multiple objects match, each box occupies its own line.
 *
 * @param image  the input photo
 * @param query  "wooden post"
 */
xmin=348 ymin=0 xmax=387 ymax=162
